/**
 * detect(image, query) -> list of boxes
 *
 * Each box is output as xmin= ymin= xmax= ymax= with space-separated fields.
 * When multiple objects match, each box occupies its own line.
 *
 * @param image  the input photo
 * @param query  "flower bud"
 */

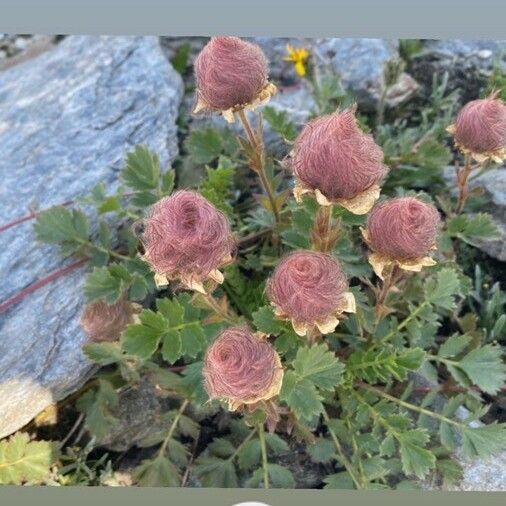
xmin=141 ymin=190 xmax=236 ymax=293
xmin=266 ymin=250 xmax=355 ymax=336
xmin=203 ymin=327 xmax=283 ymax=410
xmin=450 ymin=95 xmax=506 ymax=162
xmin=80 ymin=298 xmax=135 ymax=343
xmin=364 ymin=197 xmax=440 ymax=279
xmin=292 ymin=108 xmax=388 ymax=214
xmin=193 ymin=37 xmax=276 ymax=121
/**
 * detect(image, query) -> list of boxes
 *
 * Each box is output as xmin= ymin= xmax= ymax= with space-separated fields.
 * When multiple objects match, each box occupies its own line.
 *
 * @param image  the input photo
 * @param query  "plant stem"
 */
xmin=374 ymin=264 xmax=403 ymax=318
xmin=201 ymin=292 xmax=238 ymax=324
xmin=228 ymin=428 xmax=258 ymax=462
xmin=159 ymin=399 xmax=189 ymax=457
xmin=237 ymin=109 xmax=280 ymax=226
xmin=312 ymin=204 xmax=334 ymax=252
xmin=258 ymin=423 xmax=270 ymax=489
xmin=360 ymin=384 xmax=462 ymax=428
xmin=322 ymin=408 xmax=363 ymax=489
xmin=376 ymin=300 xmax=430 ymax=346
xmin=455 ymin=154 xmax=474 ymax=214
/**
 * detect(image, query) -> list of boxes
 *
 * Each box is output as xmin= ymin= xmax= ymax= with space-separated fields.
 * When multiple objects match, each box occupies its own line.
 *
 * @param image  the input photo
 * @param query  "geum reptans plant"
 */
xmin=26 ymin=36 xmax=506 ymax=490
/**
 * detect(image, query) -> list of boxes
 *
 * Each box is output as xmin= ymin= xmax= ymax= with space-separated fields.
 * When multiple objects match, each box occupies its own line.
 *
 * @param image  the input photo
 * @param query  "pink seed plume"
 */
xmin=367 ymin=197 xmax=440 ymax=260
xmin=142 ymin=190 xmax=236 ymax=280
xmin=454 ymin=96 xmax=506 ymax=153
xmin=292 ymin=109 xmax=389 ymax=200
xmin=194 ymin=36 xmax=269 ymax=111
xmin=266 ymin=250 xmax=348 ymax=324
xmin=80 ymin=298 xmax=134 ymax=343
xmin=203 ymin=327 xmax=281 ymax=404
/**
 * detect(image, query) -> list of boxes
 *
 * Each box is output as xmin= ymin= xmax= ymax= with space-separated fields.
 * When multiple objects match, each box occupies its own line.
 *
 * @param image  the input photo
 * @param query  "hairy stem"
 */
xmin=228 ymin=428 xmax=258 ymax=462
xmin=159 ymin=399 xmax=189 ymax=456
xmin=258 ymin=423 xmax=270 ymax=489
xmin=237 ymin=109 xmax=280 ymax=226
xmin=455 ymin=154 xmax=474 ymax=214
xmin=322 ymin=408 xmax=364 ymax=489
xmin=201 ymin=292 xmax=239 ymax=324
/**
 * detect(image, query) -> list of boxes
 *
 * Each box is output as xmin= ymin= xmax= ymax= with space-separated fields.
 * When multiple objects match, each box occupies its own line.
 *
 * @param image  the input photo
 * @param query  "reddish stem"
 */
xmin=0 ymin=257 xmax=89 ymax=314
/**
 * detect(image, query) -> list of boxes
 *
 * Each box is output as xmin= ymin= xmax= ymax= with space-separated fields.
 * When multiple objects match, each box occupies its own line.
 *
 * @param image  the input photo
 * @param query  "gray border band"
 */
xmin=0 ymin=0 xmax=505 ymax=38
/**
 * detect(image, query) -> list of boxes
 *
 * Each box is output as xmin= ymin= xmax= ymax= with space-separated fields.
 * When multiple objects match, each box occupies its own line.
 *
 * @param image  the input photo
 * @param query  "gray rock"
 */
xmin=443 ymin=166 xmax=506 ymax=261
xmin=0 ymin=35 xmax=183 ymax=438
xmin=315 ymin=38 xmax=418 ymax=110
xmin=450 ymin=450 xmax=506 ymax=491
xmin=411 ymin=40 xmax=506 ymax=103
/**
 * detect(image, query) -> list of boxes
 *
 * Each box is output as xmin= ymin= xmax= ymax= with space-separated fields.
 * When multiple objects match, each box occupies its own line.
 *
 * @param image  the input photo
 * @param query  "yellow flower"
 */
xmin=284 ymin=44 xmax=310 ymax=77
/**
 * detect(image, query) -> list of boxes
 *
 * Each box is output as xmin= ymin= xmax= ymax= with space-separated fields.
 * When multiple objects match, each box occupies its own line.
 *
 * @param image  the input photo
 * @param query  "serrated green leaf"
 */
xmin=279 ymin=371 xmax=323 ymax=421
xmin=170 ymin=42 xmax=190 ymax=74
xmin=456 ymin=344 xmax=506 ymax=394
xmin=82 ymin=342 xmax=123 ymax=365
xmin=133 ymin=455 xmax=180 ymax=486
xmin=438 ymin=334 xmax=472 ymax=358
xmin=447 ymin=213 xmax=499 ymax=242
xmin=180 ymin=324 xmax=206 ymax=358
xmin=264 ymin=433 xmax=289 ymax=454
xmin=122 ymin=145 xmax=160 ymax=191
xmin=323 ymin=471 xmax=355 ymax=489
xmin=292 ymin=344 xmax=345 ymax=390
xmin=308 ymin=437 xmax=335 ymax=463
xmin=161 ymin=329 xmax=182 ymax=364
xmin=461 ymin=424 xmax=506 ymax=459
xmin=263 ymin=106 xmax=298 ymax=142
xmin=194 ymin=457 xmax=238 ymax=487
xmin=252 ymin=306 xmax=285 ymax=336
xmin=397 ymin=429 xmax=436 ymax=479
xmin=208 ymin=438 xmax=236 ymax=459
xmin=425 ymin=268 xmax=461 ymax=310
xmin=187 ymin=128 xmax=223 ymax=164
xmin=84 ymin=266 xmax=125 ymax=304
xmin=0 ymin=433 xmax=56 ymax=485
xmin=237 ymin=439 xmax=261 ymax=470
xmin=268 ymin=464 xmax=295 ymax=488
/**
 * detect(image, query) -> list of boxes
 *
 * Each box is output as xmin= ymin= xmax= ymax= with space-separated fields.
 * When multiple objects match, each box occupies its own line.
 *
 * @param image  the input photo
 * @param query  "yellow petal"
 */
xmin=294 ymin=61 xmax=306 ymax=77
xmin=154 ymin=273 xmax=169 ymax=288
xmin=337 ymin=291 xmax=356 ymax=314
xmin=181 ymin=276 xmax=206 ymax=294
xmin=293 ymin=180 xmax=311 ymax=203
xmin=397 ymin=256 xmax=437 ymax=272
xmin=446 ymin=124 xmax=456 ymax=135
xmin=314 ymin=189 xmax=332 ymax=206
xmin=337 ymin=185 xmax=381 ymax=215
xmin=368 ymin=252 xmax=392 ymax=280
xmin=292 ymin=319 xmax=308 ymax=337
xmin=208 ymin=269 xmax=224 ymax=284
xmin=192 ymin=96 xmax=208 ymax=115
xmin=315 ymin=316 xmax=339 ymax=334
xmin=360 ymin=226 xmax=371 ymax=245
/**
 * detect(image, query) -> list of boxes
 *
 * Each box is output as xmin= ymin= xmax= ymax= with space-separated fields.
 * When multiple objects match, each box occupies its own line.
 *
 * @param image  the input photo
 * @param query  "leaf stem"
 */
xmin=237 ymin=109 xmax=280 ymax=226
xmin=228 ymin=428 xmax=258 ymax=462
xmin=359 ymin=384 xmax=462 ymax=427
xmin=258 ymin=423 xmax=270 ymax=489
xmin=322 ymin=407 xmax=363 ymax=489
xmin=159 ymin=399 xmax=189 ymax=456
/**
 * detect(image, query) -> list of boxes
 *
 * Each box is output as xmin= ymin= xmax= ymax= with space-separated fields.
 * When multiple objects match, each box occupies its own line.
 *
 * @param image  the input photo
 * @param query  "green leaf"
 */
xmin=237 ymin=439 xmax=261 ymax=470
xmin=292 ymin=344 xmax=345 ymax=390
xmin=461 ymin=424 xmax=506 ymax=459
xmin=122 ymin=145 xmax=160 ymax=191
xmin=268 ymin=464 xmax=296 ymax=488
xmin=425 ymin=268 xmax=461 ymax=310
xmin=133 ymin=455 xmax=180 ymax=486
xmin=397 ymin=429 xmax=436 ymax=479
xmin=161 ymin=169 xmax=175 ymax=195
xmin=447 ymin=213 xmax=499 ymax=243
xmin=438 ymin=334 xmax=472 ymax=358
xmin=264 ymin=433 xmax=289 ymax=454
xmin=0 ymin=433 xmax=56 ymax=485
xmin=187 ymin=128 xmax=223 ymax=164
xmin=412 ymin=139 xmax=451 ymax=170
xmin=199 ymin=157 xmax=235 ymax=215
xmin=180 ymin=324 xmax=206 ymax=358
xmin=161 ymin=329 xmax=182 ymax=364
xmin=34 ymin=206 xmax=89 ymax=249
xmin=263 ymin=106 xmax=298 ymax=142
xmin=82 ymin=342 xmax=124 ymax=365
xmin=308 ymin=437 xmax=335 ymax=463
xmin=252 ymin=306 xmax=286 ymax=336
xmin=456 ymin=344 xmax=506 ymax=394
xmin=121 ymin=309 xmax=165 ymax=359
xmin=208 ymin=438 xmax=236 ymax=458
xmin=323 ymin=471 xmax=355 ymax=489
xmin=84 ymin=266 xmax=126 ymax=304
xmin=170 ymin=43 xmax=190 ymax=74
xmin=279 ymin=371 xmax=323 ymax=421
xmin=194 ymin=457 xmax=238 ymax=488
xmin=76 ymin=380 xmax=119 ymax=440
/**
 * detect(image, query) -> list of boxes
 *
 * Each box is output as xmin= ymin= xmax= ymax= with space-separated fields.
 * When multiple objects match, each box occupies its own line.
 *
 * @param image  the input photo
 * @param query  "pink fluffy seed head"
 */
xmin=80 ymin=298 xmax=134 ymax=343
xmin=194 ymin=36 xmax=269 ymax=111
xmin=142 ymin=190 xmax=236 ymax=280
xmin=266 ymin=250 xmax=349 ymax=324
xmin=367 ymin=197 xmax=440 ymax=260
xmin=454 ymin=97 xmax=506 ymax=154
xmin=292 ymin=109 xmax=389 ymax=200
xmin=203 ymin=327 xmax=281 ymax=404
